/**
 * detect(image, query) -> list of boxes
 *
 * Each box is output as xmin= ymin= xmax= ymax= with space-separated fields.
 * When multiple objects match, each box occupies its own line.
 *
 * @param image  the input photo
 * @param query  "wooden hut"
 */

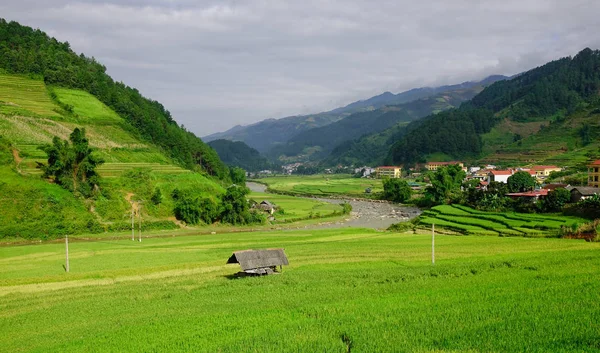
xmin=227 ymin=249 xmax=289 ymax=275
xmin=259 ymin=200 xmax=275 ymax=214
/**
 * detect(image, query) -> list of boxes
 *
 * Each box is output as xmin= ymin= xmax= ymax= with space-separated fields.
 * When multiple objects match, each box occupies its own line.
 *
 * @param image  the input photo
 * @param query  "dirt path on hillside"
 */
xmin=11 ymin=148 xmax=23 ymax=171
xmin=125 ymin=192 xmax=139 ymax=214
xmin=247 ymin=182 xmax=421 ymax=230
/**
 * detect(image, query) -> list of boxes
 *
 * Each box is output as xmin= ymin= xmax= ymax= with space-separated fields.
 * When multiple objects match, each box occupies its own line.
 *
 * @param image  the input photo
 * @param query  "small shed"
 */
xmin=259 ymin=200 xmax=275 ymax=214
xmin=570 ymin=187 xmax=600 ymax=203
xmin=227 ymin=249 xmax=289 ymax=275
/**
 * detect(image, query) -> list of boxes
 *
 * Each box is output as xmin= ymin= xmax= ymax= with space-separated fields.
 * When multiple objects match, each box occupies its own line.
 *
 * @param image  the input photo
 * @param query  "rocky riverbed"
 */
xmin=247 ymin=182 xmax=421 ymax=230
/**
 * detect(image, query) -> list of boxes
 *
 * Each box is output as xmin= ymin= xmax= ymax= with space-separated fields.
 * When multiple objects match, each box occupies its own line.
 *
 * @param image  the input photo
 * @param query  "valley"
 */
xmin=1 ymin=16 xmax=600 ymax=353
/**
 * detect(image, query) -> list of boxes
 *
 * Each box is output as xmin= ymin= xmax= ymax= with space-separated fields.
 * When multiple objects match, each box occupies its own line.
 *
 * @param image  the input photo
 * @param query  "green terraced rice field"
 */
xmin=419 ymin=204 xmax=585 ymax=237
xmin=254 ymin=174 xmax=383 ymax=197
xmin=0 ymin=74 xmax=59 ymax=117
xmin=1 ymin=229 xmax=598 ymax=352
xmin=52 ymin=88 xmax=122 ymax=124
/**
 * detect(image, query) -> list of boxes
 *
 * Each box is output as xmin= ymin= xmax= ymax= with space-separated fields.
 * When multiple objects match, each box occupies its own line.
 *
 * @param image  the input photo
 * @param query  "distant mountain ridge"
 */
xmin=386 ymin=48 xmax=600 ymax=167
xmin=275 ymin=82 xmax=496 ymax=162
xmin=203 ymin=75 xmax=509 ymax=154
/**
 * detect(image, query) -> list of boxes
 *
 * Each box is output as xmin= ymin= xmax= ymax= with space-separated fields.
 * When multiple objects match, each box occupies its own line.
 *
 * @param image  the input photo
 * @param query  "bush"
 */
xmin=382 ymin=178 xmax=412 ymax=203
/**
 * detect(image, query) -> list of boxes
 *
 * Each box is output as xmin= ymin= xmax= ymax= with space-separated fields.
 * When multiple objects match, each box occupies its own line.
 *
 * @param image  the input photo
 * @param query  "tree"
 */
xmin=425 ymin=165 xmax=466 ymax=204
xmin=542 ymin=187 xmax=571 ymax=212
xmin=39 ymin=128 xmax=104 ymax=197
xmin=507 ymin=171 xmax=536 ymax=193
xmin=151 ymin=188 xmax=162 ymax=205
xmin=220 ymin=185 xmax=252 ymax=225
xmin=229 ymin=167 xmax=246 ymax=185
xmin=382 ymin=178 xmax=412 ymax=203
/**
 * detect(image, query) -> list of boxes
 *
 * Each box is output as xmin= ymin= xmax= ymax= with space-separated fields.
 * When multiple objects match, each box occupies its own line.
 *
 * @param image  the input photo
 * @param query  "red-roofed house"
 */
xmin=588 ymin=160 xmax=600 ymax=187
xmin=487 ymin=170 xmax=514 ymax=184
xmin=530 ymin=165 xmax=562 ymax=177
xmin=506 ymin=189 xmax=548 ymax=200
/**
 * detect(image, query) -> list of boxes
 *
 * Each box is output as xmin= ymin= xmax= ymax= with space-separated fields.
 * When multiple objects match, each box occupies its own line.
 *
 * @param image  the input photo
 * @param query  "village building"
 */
xmin=470 ymin=169 xmax=492 ymax=181
xmin=375 ymin=166 xmax=402 ymax=179
xmin=542 ymin=183 xmax=570 ymax=191
xmin=354 ymin=166 xmax=376 ymax=177
xmin=487 ymin=170 xmax=513 ymax=184
xmin=424 ymin=161 xmax=466 ymax=171
xmin=530 ymin=165 xmax=562 ymax=178
xmin=570 ymin=187 xmax=600 ymax=203
xmin=588 ymin=160 xmax=600 ymax=187
xmin=506 ymin=189 xmax=548 ymax=201
xmin=227 ymin=249 xmax=289 ymax=276
xmin=487 ymin=169 xmax=536 ymax=184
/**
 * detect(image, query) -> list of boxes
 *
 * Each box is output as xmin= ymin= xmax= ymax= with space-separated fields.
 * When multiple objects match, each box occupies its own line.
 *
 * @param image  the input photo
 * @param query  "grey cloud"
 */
xmin=1 ymin=0 xmax=599 ymax=135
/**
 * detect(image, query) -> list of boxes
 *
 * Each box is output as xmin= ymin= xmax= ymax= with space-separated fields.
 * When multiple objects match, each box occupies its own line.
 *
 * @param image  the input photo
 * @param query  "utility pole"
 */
xmin=65 ymin=234 xmax=70 ymax=272
xmin=138 ymin=203 xmax=142 ymax=242
xmin=432 ymin=223 xmax=435 ymax=265
xmin=131 ymin=208 xmax=135 ymax=241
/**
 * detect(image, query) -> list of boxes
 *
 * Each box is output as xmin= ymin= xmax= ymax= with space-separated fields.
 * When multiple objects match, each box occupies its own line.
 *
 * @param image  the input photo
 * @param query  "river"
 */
xmin=247 ymin=182 xmax=421 ymax=230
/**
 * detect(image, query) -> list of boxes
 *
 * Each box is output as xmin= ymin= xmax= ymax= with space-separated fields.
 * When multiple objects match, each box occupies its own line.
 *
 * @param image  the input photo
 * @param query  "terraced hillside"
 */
xmin=0 ymin=72 xmax=59 ymax=117
xmin=417 ymin=204 xmax=585 ymax=237
xmin=0 ymin=73 xmax=187 ymax=177
xmin=0 ymin=73 xmax=223 ymax=238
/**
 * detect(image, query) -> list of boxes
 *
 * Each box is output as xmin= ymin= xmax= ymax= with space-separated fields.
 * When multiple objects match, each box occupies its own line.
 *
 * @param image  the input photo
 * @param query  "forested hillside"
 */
xmin=208 ymin=139 xmax=274 ymax=172
xmin=300 ymin=82 xmax=505 ymax=165
xmin=0 ymin=19 xmax=227 ymax=178
xmin=388 ymin=48 xmax=600 ymax=165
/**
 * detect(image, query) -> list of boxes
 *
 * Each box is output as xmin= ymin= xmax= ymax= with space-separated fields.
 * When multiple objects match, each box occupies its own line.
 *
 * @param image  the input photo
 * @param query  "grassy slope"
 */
xmin=254 ymin=174 xmax=383 ymax=197
xmin=0 ymin=229 xmax=598 ymax=352
xmin=0 ymin=73 xmax=226 ymax=237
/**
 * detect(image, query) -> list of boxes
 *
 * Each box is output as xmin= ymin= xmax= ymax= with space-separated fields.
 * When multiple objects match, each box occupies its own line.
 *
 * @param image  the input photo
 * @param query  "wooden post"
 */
xmin=131 ymin=208 xmax=135 ymax=241
xmin=65 ymin=234 xmax=70 ymax=272
xmin=138 ymin=204 xmax=142 ymax=242
xmin=432 ymin=223 xmax=435 ymax=264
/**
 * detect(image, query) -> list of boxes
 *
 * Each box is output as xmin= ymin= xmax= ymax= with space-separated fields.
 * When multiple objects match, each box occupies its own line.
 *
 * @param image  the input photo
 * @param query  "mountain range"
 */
xmin=204 ymin=75 xmax=509 ymax=161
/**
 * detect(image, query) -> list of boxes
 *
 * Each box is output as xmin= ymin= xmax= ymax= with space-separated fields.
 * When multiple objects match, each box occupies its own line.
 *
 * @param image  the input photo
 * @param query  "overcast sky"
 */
xmin=2 ymin=1 xmax=599 ymax=136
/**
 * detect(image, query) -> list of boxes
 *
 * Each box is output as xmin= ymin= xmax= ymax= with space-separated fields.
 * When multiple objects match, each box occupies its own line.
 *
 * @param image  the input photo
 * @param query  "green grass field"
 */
xmin=1 ymin=228 xmax=598 ymax=352
xmin=249 ymin=191 xmax=344 ymax=222
xmin=254 ymin=174 xmax=383 ymax=197
xmin=418 ymin=205 xmax=586 ymax=237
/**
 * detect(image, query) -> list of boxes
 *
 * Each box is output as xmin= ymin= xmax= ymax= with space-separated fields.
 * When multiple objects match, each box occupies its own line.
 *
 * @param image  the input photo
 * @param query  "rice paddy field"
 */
xmin=0 ymin=73 xmax=59 ymax=117
xmin=1 ymin=228 xmax=599 ymax=352
xmin=253 ymin=174 xmax=383 ymax=197
xmin=418 ymin=204 xmax=586 ymax=237
xmin=249 ymin=191 xmax=344 ymax=222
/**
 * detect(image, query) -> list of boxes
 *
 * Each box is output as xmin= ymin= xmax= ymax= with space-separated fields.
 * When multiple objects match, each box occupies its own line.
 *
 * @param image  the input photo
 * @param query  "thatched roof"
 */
xmin=227 ymin=249 xmax=289 ymax=271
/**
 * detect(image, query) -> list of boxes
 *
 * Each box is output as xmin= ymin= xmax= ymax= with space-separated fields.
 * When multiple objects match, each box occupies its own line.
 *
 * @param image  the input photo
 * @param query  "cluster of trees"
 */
xmin=0 ymin=19 xmax=228 ymax=179
xmin=387 ymin=108 xmax=495 ymax=165
xmin=463 ymin=171 xmax=570 ymax=213
xmin=39 ymin=128 xmax=103 ymax=197
xmin=382 ymin=178 xmax=412 ymax=203
xmin=173 ymin=185 xmax=265 ymax=226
